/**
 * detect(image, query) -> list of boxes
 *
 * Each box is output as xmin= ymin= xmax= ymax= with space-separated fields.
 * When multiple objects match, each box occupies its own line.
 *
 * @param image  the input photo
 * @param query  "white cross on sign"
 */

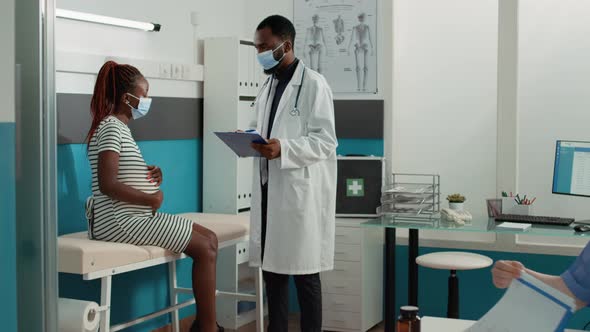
xmin=348 ymin=180 xmax=363 ymax=196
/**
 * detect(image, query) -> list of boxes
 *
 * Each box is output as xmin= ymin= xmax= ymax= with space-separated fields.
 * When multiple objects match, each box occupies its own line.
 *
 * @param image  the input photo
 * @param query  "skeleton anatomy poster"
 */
xmin=294 ymin=0 xmax=378 ymax=93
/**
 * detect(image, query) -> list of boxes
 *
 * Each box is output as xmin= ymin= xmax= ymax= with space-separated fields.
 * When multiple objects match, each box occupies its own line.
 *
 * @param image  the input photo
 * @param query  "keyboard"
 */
xmin=495 ymin=214 xmax=575 ymax=226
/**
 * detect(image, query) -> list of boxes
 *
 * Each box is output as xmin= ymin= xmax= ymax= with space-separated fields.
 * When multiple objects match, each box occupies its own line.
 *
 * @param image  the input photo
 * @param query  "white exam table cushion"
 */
xmin=58 ymin=213 xmax=249 ymax=275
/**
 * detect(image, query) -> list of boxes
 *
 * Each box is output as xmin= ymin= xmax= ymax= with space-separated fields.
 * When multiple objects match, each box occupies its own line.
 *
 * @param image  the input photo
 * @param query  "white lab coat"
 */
xmin=248 ymin=61 xmax=338 ymax=275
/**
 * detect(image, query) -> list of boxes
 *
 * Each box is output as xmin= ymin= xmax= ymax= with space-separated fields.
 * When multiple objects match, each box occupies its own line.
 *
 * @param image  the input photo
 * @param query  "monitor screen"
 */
xmin=553 ymin=140 xmax=590 ymax=197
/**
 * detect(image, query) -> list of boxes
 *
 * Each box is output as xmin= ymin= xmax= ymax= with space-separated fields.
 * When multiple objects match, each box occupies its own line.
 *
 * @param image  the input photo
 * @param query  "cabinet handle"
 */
xmin=335 ymin=252 xmax=346 ymax=254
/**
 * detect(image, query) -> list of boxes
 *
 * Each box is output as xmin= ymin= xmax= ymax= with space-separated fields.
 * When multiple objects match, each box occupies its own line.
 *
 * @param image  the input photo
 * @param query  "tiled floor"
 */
xmin=153 ymin=314 xmax=385 ymax=332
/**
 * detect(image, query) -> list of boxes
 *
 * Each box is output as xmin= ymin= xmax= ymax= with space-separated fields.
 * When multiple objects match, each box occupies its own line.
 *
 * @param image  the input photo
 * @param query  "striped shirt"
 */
xmin=85 ymin=115 xmax=192 ymax=253
xmin=88 ymin=116 xmax=159 ymax=217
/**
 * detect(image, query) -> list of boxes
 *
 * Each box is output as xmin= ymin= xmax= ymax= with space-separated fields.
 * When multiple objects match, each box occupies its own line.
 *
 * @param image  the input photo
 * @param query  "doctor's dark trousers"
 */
xmin=261 ymin=183 xmax=323 ymax=332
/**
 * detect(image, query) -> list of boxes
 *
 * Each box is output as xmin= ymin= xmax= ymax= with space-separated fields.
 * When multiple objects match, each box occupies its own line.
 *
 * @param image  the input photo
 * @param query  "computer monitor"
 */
xmin=553 ymin=140 xmax=590 ymax=197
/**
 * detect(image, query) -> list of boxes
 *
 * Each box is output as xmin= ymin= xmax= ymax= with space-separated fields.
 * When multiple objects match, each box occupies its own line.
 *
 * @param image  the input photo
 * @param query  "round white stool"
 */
xmin=416 ymin=251 xmax=493 ymax=319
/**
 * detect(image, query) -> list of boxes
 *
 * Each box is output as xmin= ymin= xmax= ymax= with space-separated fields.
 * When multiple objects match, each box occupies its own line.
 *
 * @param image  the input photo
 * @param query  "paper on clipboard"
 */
xmin=214 ymin=131 xmax=268 ymax=158
xmin=466 ymin=272 xmax=575 ymax=332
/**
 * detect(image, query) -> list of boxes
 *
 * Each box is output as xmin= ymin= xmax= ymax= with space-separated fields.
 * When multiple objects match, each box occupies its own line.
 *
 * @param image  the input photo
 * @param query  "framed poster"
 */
xmin=294 ymin=0 xmax=378 ymax=93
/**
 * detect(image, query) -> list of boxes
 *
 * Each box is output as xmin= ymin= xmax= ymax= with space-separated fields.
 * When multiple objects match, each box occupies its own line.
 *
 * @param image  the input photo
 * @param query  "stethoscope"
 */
xmin=250 ymin=65 xmax=306 ymax=117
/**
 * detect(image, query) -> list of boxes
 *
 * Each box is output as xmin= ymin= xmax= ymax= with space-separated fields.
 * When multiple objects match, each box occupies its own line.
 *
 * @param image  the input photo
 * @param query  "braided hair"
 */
xmin=86 ymin=61 xmax=145 ymax=147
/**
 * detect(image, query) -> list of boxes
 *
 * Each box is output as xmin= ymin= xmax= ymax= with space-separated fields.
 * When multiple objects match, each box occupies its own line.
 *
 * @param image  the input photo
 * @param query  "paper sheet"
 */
xmin=496 ymin=222 xmax=531 ymax=231
xmin=466 ymin=272 xmax=575 ymax=332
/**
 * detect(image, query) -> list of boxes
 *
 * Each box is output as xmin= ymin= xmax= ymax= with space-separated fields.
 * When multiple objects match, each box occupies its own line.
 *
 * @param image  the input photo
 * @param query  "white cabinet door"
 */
xmin=322 ymin=278 xmax=362 ymax=296
xmin=334 ymin=243 xmax=362 ymax=262
xmin=238 ymin=44 xmax=250 ymax=95
xmin=335 ymin=227 xmax=362 ymax=245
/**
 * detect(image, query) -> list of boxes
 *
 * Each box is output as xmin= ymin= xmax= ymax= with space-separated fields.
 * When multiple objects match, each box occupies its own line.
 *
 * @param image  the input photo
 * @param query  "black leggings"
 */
xmin=261 ymin=184 xmax=323 ymax=332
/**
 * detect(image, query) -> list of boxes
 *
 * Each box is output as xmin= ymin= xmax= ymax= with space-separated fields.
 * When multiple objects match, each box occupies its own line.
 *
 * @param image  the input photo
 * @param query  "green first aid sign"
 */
xmin=347 ymin=179 xmax=365 ymax=197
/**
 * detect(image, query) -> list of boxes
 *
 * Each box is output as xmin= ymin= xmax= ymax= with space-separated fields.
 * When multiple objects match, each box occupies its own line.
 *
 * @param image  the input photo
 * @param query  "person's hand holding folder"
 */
xmin=492 ymin=260 xmax=524 ymax=288
xmin=251 ymin=138 xmax=281 ymax=160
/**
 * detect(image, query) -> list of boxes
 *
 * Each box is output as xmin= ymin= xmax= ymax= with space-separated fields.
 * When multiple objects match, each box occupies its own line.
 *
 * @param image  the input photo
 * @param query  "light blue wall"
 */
xmin=57 ymin=140 xmax=201 ymax=235
xmin=0 ymin=123 xmax=17 ymax=332
xmin=337 ymin=138 xmax=384 ymax=157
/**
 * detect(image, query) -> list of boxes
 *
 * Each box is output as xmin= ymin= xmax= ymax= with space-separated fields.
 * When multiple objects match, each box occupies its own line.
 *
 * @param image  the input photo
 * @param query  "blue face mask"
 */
xmin=257 ymin=42 xmax=286 ymax=70
xmin=126 ymin=93 xmax=152 ymax=120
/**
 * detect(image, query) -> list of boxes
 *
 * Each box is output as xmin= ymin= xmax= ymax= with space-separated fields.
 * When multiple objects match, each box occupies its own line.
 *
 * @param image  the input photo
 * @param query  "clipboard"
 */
xmin=214 ymin=131 xmax=268 ymax=158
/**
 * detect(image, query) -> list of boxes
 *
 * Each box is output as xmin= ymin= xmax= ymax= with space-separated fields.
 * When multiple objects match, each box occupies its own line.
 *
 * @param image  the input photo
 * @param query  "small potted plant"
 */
xmin=447 ymin=194 xmax=466 ymax=211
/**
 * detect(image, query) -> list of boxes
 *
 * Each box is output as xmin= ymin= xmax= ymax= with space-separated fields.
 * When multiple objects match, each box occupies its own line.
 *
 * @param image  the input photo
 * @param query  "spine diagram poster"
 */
xmin=294 ymin=0 xmax=378 ymax=93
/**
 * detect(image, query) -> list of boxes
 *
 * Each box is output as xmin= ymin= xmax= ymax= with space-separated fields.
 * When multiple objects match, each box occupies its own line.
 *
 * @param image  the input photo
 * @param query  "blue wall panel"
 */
xmin=337 ymin=138 xmax=384 ymax=157
xmin=0 ymin=123 xmax=17 ymax=332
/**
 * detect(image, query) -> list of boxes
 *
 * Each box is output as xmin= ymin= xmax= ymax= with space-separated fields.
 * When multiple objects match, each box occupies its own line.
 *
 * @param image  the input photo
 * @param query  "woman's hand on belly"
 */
xmin=150 ymin=190 xmax=164 ymax=214
xmin=147 ymin=165 xmax=163 ymax=186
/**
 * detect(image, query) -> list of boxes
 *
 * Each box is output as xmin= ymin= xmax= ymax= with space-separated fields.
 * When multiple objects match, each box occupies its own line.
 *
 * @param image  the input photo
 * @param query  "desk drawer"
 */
xmin=334 ymin=243 xmax=361 ymax=262
xmin=236 ymin=241 xmax=249 ymax=265
xmin=322 ymin=261 xmax=361 ymax=280
xmin=323 ymin=311 xmax=361 ymax=330
xmin=335 ymin=227 xmax=361 ymax=245
xmin=322 ymin=278 xmax=361 ymax=295
xmin=322 ymin=293 xmax=361 ymax=313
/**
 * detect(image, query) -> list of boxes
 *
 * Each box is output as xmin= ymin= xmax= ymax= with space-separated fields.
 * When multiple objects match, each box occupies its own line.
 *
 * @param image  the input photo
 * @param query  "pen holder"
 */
xmin=502 ymin=198 xmax=533 ymax=215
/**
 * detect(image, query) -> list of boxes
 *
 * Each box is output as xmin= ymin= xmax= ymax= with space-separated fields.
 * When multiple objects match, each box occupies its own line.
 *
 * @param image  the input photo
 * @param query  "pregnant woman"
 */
xmin=85 ymin=61 xmax=222 ymax=332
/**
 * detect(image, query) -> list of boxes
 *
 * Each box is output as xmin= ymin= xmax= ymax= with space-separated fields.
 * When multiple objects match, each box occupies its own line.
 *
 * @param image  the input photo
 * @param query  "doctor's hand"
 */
xmin=251 ymin=139 xmax=281 ymax=160
xmin=491 ymin=260 xmax=524 ymax=289
xmin=147 ymin=165 xmax=163 ymax=186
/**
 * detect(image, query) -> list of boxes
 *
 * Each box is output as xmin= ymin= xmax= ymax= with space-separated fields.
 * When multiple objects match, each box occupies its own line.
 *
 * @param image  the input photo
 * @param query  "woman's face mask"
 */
xmin=256 ymin=41 xmax=286 ymax=71
xmin=125 ymin=93 xmax=152 ymax=120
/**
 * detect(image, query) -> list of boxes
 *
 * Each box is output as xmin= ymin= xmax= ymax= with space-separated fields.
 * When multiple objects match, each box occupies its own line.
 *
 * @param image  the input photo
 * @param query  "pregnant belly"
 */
xmin=119 ymin=173 xmax=160 ymax=194
xmin=114 ymin=176 xmax=159 ymax=217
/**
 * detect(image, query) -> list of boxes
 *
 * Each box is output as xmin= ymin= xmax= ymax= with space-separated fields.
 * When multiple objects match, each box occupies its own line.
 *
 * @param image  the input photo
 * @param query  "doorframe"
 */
xmin=15 ymin=0 xmax=58 ymax=331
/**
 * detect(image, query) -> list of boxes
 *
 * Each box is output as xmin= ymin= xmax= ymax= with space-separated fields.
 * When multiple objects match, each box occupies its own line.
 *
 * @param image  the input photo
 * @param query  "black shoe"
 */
xmin=189 ymin=320 xmax=224 ymax=332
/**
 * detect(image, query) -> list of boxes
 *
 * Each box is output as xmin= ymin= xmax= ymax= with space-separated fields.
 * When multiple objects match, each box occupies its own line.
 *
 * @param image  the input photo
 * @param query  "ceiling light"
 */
xmin=56 ymin=9 xmax=161 ymax=32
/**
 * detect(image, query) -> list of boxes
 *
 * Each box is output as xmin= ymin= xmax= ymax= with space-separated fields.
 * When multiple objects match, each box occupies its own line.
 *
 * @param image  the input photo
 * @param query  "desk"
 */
xmin=421 ymin=316 xmax=586 ymax=332
xmin=363 ymin=215 xmax=589 ymax=332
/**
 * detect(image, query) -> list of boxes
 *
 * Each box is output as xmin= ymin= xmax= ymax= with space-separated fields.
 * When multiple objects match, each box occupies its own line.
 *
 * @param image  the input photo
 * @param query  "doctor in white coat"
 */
xmin=249 ymin=15 xmax=338 ymax=332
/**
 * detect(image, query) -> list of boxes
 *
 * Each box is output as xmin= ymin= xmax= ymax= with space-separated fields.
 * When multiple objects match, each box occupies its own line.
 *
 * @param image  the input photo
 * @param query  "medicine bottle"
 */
xmin=397 ymin=305 xmax=420 ymax=332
